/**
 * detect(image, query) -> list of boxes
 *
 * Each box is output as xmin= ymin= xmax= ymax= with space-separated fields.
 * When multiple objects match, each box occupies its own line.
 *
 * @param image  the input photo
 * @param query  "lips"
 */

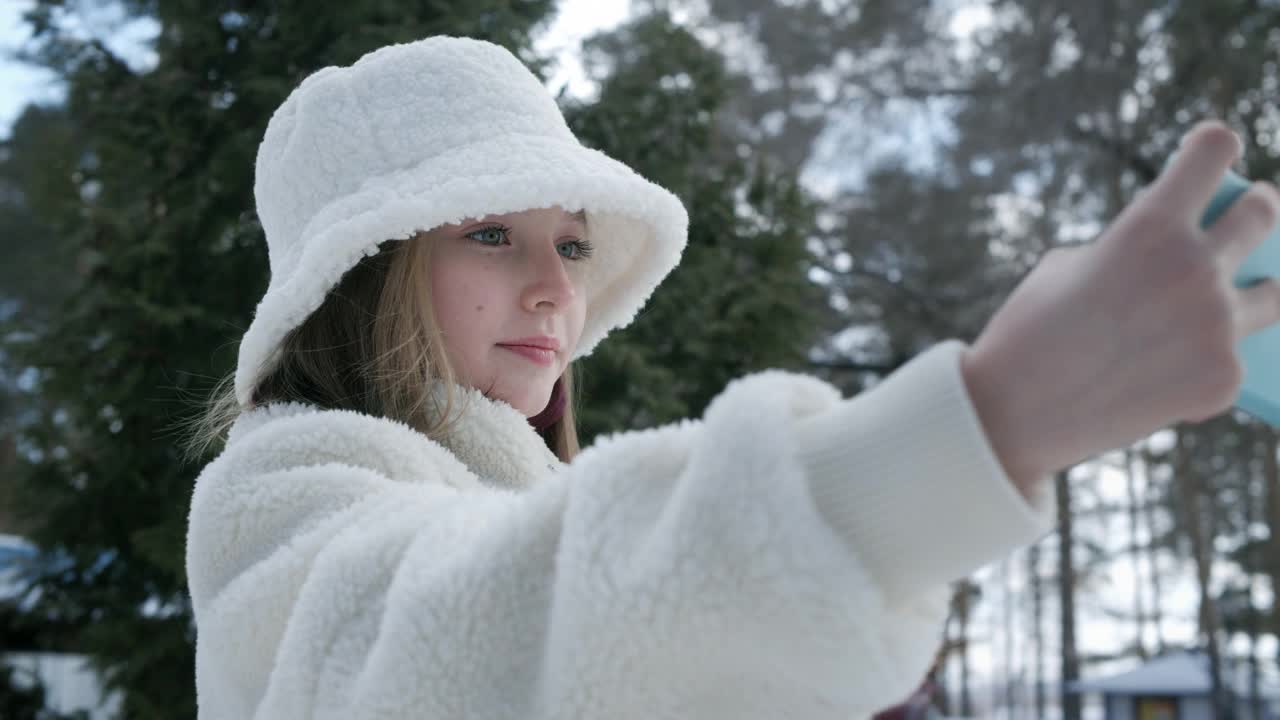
xmin=499 ymin=336 xmax=560 ymax=351
xmin=497 ymin=344 xmax=556 ymax=367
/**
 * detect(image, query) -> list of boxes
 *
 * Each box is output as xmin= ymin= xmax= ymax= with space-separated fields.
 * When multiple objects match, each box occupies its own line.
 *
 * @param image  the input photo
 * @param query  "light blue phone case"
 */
xmin=1200 ymin=169 xmax=1280 ymax=426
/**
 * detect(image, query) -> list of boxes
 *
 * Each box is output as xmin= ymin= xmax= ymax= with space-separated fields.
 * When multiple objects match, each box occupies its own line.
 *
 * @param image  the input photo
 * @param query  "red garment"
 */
xmin=871 ymin=678 xmax=936 ymax=720
xmin=528 ymin=377 xmax=566 ymax=431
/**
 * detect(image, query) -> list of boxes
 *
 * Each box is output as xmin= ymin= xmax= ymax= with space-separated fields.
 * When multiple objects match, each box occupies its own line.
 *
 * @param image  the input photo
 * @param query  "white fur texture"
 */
xmin=234 ymin=35 xmax=689 ymax=406
xmin=187 ymin=342 xmax=1055 ymax=719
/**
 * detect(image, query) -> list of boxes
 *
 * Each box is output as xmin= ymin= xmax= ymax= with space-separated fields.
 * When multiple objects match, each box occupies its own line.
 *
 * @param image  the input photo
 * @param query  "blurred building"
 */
xmin=1068 ymin=650 xmax=1280 ymax=720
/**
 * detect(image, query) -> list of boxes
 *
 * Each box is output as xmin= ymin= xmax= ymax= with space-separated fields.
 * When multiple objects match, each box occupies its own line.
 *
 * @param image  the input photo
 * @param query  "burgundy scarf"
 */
xmin=528 ymin=377 xmax=567 ymax=447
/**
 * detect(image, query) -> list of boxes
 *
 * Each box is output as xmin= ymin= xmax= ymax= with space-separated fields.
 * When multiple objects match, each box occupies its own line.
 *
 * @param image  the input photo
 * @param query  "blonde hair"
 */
xmin=175 ymin=231 xmax=581 ymax=467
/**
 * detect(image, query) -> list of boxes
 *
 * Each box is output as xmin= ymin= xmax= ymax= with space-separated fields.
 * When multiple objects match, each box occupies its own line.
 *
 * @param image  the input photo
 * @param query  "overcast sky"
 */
xmin=0 ymin=0 xmax=632 ymax=139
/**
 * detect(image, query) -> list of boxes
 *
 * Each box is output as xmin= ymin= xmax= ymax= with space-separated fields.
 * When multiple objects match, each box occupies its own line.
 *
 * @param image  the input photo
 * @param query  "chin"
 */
xmin=494 ymin=381 xmax=554 ymax=418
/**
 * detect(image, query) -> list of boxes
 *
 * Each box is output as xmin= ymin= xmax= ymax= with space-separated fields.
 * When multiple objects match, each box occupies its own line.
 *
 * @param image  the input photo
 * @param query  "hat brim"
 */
xmin=234 ymin=132 xmax=689 ymax=407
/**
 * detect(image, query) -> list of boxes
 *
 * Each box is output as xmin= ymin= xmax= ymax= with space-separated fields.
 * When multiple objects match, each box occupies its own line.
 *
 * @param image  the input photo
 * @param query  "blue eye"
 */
xmin=558 ymin=238 xmax=595 ymax=261
xmin=465 ymin=224 xmax=511 ymax=246
xmin=465 ymin=223 xmax=594 ymax=261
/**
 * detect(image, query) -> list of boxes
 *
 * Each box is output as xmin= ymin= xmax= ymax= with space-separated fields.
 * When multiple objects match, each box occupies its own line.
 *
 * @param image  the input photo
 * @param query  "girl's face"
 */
xmin=425 ymin=205 xmax=591 ymax=416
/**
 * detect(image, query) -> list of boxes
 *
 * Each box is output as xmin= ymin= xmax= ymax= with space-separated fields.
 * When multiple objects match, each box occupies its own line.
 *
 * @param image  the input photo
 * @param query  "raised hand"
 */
xmin=960 ymin=120 xmax=1280 ymax=492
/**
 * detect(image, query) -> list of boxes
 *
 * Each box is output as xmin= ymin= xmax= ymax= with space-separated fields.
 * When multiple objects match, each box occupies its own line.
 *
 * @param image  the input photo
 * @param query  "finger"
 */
xmin=1149 ymin=121 xmax=1242 ymax=218
xmin=1235 ymin=276 xmax=1280 ymax=339
xmin=1210 ymin=181 xmax=1280 ymax=270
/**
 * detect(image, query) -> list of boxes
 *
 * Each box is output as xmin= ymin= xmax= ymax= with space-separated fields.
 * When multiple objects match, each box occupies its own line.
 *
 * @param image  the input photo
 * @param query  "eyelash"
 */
xmin=465 ymin=223 xmax=595 ymax=261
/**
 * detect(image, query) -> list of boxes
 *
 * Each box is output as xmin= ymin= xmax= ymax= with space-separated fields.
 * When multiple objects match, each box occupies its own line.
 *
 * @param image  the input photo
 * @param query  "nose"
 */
xmin=520 ymin=240 xmax=578 ymax=313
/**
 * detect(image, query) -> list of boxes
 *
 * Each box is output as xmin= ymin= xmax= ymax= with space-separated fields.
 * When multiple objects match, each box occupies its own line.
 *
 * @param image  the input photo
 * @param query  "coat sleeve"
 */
xmin=186 ymin=339 xmax=1056 ymax=720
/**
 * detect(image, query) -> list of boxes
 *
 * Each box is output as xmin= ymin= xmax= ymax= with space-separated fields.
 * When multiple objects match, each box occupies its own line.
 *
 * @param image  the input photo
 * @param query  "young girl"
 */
xmin=183 ymin=35 xmax=1280 ymax=719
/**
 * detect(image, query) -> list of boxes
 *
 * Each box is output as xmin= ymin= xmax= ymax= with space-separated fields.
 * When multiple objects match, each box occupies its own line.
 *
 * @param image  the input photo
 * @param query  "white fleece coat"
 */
xmin=185 ymin=339 xmax=1056 ymax=719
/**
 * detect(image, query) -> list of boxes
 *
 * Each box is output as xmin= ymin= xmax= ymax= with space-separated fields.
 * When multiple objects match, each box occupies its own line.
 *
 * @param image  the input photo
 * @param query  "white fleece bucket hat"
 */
xmin=233 ymin=35 xmax=689 ymax=407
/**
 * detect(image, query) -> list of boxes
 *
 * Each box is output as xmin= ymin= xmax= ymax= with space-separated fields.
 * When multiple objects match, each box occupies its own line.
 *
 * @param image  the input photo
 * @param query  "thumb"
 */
xmin=1042 ymin=243 xmax=1087 ymax=264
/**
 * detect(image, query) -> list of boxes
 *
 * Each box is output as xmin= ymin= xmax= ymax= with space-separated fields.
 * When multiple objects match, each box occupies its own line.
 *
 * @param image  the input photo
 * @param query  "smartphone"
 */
xmin=1199 ymin=168 xmax=1280 ymax=426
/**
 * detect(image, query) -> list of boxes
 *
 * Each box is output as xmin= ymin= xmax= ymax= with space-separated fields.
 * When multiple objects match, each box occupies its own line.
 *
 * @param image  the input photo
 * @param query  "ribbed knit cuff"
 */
xmin=794 ymin=339 xmax=1056 ymax=600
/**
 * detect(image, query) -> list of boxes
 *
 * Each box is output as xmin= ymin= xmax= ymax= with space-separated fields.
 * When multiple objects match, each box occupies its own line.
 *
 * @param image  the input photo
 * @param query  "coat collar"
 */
xmin=426 ymin=381 xmax=564 ymax=489
xmin=227 ymin=382 xmax=562 ymax=491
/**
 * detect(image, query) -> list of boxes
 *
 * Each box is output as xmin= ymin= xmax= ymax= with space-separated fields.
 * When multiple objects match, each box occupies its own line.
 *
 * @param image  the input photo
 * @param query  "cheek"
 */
xmin=567 ymin=290 xmax=588 ymax=349
xmin=429 ymin=258 xmax=496 ymax=356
